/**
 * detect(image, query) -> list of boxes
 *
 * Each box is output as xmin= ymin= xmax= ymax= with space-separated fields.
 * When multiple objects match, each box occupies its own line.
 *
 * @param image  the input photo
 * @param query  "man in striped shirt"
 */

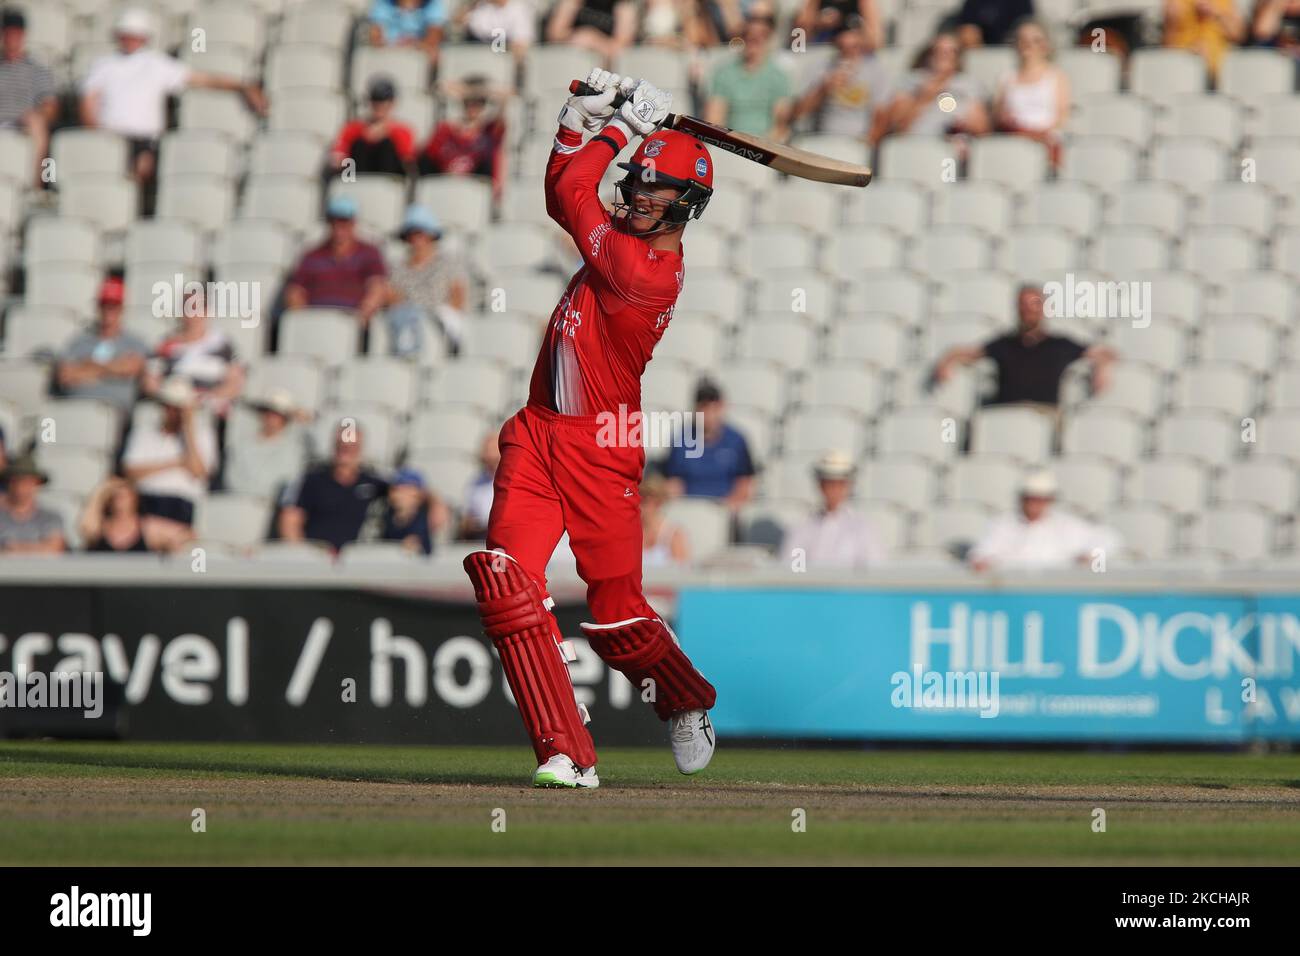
xmin=0 ymin=9 xmax=57 ymax=188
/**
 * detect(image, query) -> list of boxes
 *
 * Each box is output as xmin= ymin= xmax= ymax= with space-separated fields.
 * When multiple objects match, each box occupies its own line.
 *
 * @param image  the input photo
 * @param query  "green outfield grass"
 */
xmin=1 ymin=741 xmax=1298 ymax=865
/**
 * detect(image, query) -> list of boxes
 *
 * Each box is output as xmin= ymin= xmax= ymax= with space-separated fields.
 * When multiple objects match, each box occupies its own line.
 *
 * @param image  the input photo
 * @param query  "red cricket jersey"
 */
xmin=528 ymin=124 xmax=684 ymax=417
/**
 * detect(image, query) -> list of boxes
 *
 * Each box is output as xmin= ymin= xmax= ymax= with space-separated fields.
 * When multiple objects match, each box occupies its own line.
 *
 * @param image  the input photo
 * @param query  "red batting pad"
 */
xmin=464 ymin=550 xmax=597 ymax=768
xmin=581 ymin=618 xmax=716 ymax=721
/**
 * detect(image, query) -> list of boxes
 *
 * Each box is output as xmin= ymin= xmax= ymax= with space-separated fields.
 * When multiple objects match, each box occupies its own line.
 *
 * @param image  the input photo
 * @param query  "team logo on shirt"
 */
xmin=588 ymin=221 xmax=612 ymax=256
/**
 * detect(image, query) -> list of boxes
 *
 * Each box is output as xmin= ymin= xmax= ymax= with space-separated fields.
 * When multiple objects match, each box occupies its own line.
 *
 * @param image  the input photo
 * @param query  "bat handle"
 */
xmin=569 ymin=79 xmax=628 ymax=109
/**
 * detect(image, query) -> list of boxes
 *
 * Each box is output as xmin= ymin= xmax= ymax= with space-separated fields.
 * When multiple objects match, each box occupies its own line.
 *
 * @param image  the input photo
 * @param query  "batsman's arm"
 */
xmin=551 ymin=124 xmax=645 ymax=299
xmin=543 ymin=125 xmax=585 ymax=232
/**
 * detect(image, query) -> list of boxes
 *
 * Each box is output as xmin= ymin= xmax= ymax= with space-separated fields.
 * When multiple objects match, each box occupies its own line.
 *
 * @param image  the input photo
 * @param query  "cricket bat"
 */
xmin=568 ymin=80 xmax=873 ymax=188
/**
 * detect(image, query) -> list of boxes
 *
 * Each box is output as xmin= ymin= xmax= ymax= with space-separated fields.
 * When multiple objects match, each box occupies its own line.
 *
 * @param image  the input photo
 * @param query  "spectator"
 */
xmin=781 ymin=450 xmax=884 ymax=570
xmin=993 ymin=19 xmax=1071 ymax=168
xmin=80 ymin=8 xmax=266 ymax=197
xmin=383 ymin=204 xmax=468 ymax=357
xmin=1164 ymin=0 xmax=1246 ymax=78
xmin=56 ymin=277 xmax=149 ymax=414
xmin=225 ymin=389 xmax=311 ymax=503
xmin=957 ymin=0 xmax=1036 ymax=47
xmin=461 ymin=0 xmax=536 ymax=56
xmin=330 ymin=76 xmax=417 ymax=177
xmin=641 ymin=474 xmax=690 ymax=567
xmin=379 ymin=468 xmax=448 ymax=554
xmin=122 ymin=377 xmax=217 ymax=551
xmin=79 ymin=477 xmax=150 ymax=553
xmin=546 ymin=0 xmax=638 ymax=59
xmin=278 ymin=422 xmax=389 ymax=552
xmin=934 ymin=285 xmax=1117 ymax=410
xmin=0 ymin=454 xmax=65 ymax=553
xmin=1250 ymin=0 xmax=1300 ymax=53
xmin=421 ymin=76 xmax=508 ymax=198
xmin=0 ymin=8 xmax=57 ymax=189
xmin=143 ymin=288 xmax=245 ymax=420
xmin=704 ymin=10 xmax=794 ymax=139
xmin=284 ymin=195 xmax=388 ymax=328
xmin=969 ymin=470 xmax=1118 ymax=572
xmin=458 ymin=430 xmax=500 ymax=540
xmin=794 ymin=25 xmax=892 ymax=144
xmin=882 ymin=31 xmax=990 ymax=139
xmin=795 ymin=0 xmax=884 ymax=47
xmin=368 ymin=0 xmax=447 ymax=64
xmin=662 ymin=380 xmax=756 ymax=509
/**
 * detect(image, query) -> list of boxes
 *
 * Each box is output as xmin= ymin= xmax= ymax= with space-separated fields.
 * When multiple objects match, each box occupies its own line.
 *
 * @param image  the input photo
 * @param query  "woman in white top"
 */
xmin=993 ymin=19 xmax=1070 ymax=167
xmin=641 ymin=474 xmax=689 ymax=568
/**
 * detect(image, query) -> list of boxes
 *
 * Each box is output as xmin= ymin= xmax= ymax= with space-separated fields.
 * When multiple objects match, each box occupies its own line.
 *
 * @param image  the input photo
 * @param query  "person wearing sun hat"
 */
xmin=0 ymin=453 xmax=65 ymax=553
xmin=121 ymin=376 xmax=217 ymax=550
xmin=968 ymin=468 xmax=1120 ymax=572
xmin=224 ymin=388 xmax=312 ymax=503
xmin=781 ymin=449 xmax=885 ymax=570
xmin=382 ymin=203 xmax=468 ymax=356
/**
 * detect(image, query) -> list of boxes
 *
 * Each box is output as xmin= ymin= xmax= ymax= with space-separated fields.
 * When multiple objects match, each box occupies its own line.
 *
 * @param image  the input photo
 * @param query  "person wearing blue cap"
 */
xmin=283 ymin=193 xmax=389 ymax=329
xmin=381 ymin=203 xmax=467 ymax=356
xmin=378 ymin=466 xmax=448 ymax=555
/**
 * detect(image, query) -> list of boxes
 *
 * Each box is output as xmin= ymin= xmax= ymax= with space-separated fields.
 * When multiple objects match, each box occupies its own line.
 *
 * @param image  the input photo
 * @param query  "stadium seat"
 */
xmin=280 ymin=3 xmax=355 ymax=48
xmin=1217 ymin=271 xmax=1294 ymax=326
xmin=313 ymin=403 xmax=402 ymax=466
xmin=1218 ymin=49 xmax=1294 ymax=101
xmin=1054 ymin=454 xmax=1122 ymax=517
xmin=0 ymin=128 xmax=33 ymax=186
xmin=351 ymin=46 xmax=428 ymax=98
xmin=1106 ymin=182 xmax=1185 ymax=238
xmin=858 ymin=456 xmax=936 ymax=512
xmin=1189 ymin=183 xmax=1275 ymax=240
xmin=245 ymin=357 xmax=325 ymax=410
xmin=1199 ymin=315 xmax=1277 ymax=373
xmin=279 ymin=309 xmax=361 ymax=364
xmin=662 ymin=497 xmax=731 ymax=561
xmin=1092 ymin=226 xmax=1172 ymax=273
xmin=439 ymin=43 xmax=517 ymax=90
xmin=843 ymin=180 xmax=928 ymax=236
xmin=1271 ymin=364 xmax=1300 ymax=411
xmin=415 ymin=176 xmax=492 ymax=235
xmin=35 ymin=444 xmax=109 ymax=496
xmin=1161 ymin=94 xmax=1242 ymax=149
xmin=754 ymin=271 xmax=835 ymax=320
xmin=1150 ymin=137 xmax=1227 ymax=187
xmin=268 ymin=89 xmax=346 ymax=141
xmin=1219 ymin=457 xmax=1297 ymax=514
xmin=158 ymin=129 xmax=238 ymax=181
xmin=1058 ymin=48 xmax=1121 ymax=99
xmin=1109 ymin=504 xmax=1178 ymax=560
xmin=187 ymin=1 xmax=266 ymax=57
xmin=1016 ymin=182 xmax=1103 ymax=239
xmin=25 ymin=263 xmax=100 ymax=314
xmin=239 ymin=175 xmax=321 ymax=235
xmin=1103 ymin=317 xmax=1187 ymax=372
xmin=23 ymin=216 xmax=99 ymax=269
xmin=998 ymin=227 xmax=1080 ymax=278
xmin=735 ymin=316 xmax=817 ymax=370
xmin=337 ymin=541 xmax=427 ymax=566
xmin=195 ymin=494 xmax=273 ymax=549
xmin=753 ymin=187 xmax=841 ymax=234
xmin=156 ymin=174 xmax=235 ymax=233
xmin=0 ymin=357 xmax=53 ymax=411
xmin=178 ymin=89 xmax=256 ymax=144
xmin=875 ymin=406 xmax=960 ymax=462
xmin=735 ymin=225 xmax=816 ymax=275
xmin=57 ymin=176 xmax=137 ymax=235
xmin=641 ymin=361 xmax=695 ymax=412
xmin=1180 ymin=227 xmax=1260 ymax=280
xmin=1250 ymin=137 xmax=1300 ymax=191
xmin=913 ymin=502 xmax=996 ymax=557
xmin=1130 ymin=48 xmax=1208 ymax=104
xmin=946 ymin=455 xmax=1022 ymax=510
xmin=877 ymin=137 xmax=957 ymax=188
xmin=782 ymin=408 xmax=868 ymax=458
xmin=1071 ymin=94 xmax=1154 ymax=147
xmin=968 ymin=136 xmax=1049 ymax=188
xmin=930 ymin=182 xmax=1013 ymax=235
xmin=408 ymin=406 xmax=491 ymax=456
xmin=124 ymin=219 xmax=203 ymax=272
xmin=1127 ymin=456 xmax=1209 ymax=515
xmin=1060 ymin=136 xmax=1138 ymax=191
xmin=1086 ymin=362 xmax=1164 ymax=419
xmin=1135 ymin=270 xmax=1206 ymax=323
xmin=909 ymin=226 xmax=991 ymax=276
xmin=51 ymin=128 xmax=128 ymax=180
xmin=39 ymin=398 xmax=120 ymax=452
xmin=1061 ymin=407 xmax=1146 ymax=462
xmin=327 ymin=175 xmax=406 ymax=238
xmin=425 ymin=359 xmax=512 ymax=415
xmin=825 ymin=313 xmax=910 ymax=370
xmin=1252 ymin=411 xmax=1300 ymax=461
xmin=1188 ymin=504 xmax=1275 ymax=562
xmin=802 ymin=363 xmax=887 ymax=414
xmin=967 ymin=406 xmax=1054 ymax=461
xmin=212 ymin=220 xmax=297 ymax=275
xmin=1155 ymin=409 xmax=1241 ymax=466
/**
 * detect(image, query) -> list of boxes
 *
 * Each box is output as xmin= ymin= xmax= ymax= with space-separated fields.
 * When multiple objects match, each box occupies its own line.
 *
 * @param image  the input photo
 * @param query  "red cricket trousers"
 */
xmin=486 ymin=402 xmax=656 ymax=623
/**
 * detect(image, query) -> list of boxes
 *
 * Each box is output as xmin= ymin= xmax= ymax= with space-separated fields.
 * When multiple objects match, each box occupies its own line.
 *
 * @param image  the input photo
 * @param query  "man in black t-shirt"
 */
xmin=934 ymin=285 xmax=1117 ymax=407
xmin=278 ymin=422 xmax=388 ymax=552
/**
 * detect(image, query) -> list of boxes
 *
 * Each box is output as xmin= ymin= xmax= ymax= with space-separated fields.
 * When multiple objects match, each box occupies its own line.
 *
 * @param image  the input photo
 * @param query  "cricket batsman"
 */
xmin=463 ymin=69 xmax=717 ymax=789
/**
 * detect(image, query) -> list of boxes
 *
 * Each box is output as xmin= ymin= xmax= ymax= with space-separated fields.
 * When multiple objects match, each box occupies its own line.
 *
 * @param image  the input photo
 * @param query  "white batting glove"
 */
xmin=557 ymin=70 xmax=624 ymax=134
xmin=609 ymin=82 xmax=672 ymax=139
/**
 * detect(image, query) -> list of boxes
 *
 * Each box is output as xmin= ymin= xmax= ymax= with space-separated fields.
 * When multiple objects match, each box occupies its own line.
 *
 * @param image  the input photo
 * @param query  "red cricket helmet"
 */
xmin=614 ymin=129 xmax=713 ymax=232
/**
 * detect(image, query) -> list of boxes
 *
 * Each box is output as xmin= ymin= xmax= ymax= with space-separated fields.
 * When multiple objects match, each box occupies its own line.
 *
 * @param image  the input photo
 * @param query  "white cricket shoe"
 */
xmin=669 ymin=709 xmax=715 ymax=775
xmin=532 ymin=754 xmax=600 ymax=789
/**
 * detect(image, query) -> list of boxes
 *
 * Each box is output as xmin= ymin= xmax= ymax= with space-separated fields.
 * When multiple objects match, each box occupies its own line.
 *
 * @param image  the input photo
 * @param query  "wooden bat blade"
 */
xmin=671 ymin=115 xmax=873 ymax=188
xmin=566 ymin=79 xmax=872 ymax=187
